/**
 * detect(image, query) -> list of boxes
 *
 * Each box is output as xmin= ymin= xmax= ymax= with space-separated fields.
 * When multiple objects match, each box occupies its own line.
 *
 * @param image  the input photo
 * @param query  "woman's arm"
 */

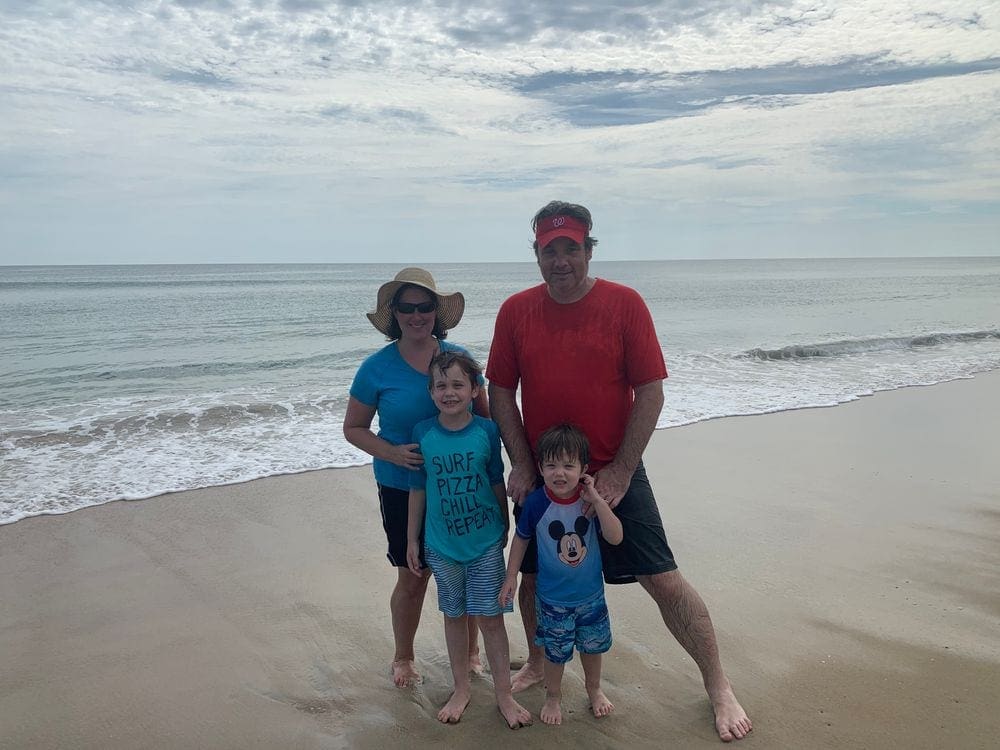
xmin=343 ymin=396 xmax=423 ymax=470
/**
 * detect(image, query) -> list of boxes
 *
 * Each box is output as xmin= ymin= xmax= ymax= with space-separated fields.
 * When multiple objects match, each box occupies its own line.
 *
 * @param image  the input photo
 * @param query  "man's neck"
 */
xmin=546 ymin=276 xmax=596 ymax=304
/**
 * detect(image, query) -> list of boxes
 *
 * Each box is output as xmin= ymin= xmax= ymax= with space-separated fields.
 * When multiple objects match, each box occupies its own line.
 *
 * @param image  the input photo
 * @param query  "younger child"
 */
xmin=499 ymin=423 xmax=623 ymax=725
xmin=406 ymin=351 xmax=532 ymax=729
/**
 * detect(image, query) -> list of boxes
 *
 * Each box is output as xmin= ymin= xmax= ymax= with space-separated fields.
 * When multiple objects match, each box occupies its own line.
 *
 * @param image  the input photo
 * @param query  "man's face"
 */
xmin=536 ymin=236 xmax=592 ymax=300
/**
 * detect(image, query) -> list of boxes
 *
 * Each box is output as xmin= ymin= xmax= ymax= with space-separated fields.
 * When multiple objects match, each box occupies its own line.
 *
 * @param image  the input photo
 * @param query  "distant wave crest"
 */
xmin=744 ymin=330 xmax=1000 ymax=361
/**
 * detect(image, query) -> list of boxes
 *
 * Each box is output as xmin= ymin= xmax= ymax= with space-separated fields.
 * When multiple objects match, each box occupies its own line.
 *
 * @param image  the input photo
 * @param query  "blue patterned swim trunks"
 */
xmin=534 ymin=591 xmax=612 ymax=664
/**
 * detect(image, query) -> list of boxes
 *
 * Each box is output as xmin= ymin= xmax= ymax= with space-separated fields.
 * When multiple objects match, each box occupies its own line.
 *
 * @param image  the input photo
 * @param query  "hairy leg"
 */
xmin=638 ymin=571 xmax=752 ymax=742
xmin=478 ymin=614 xmax=532 ymax=729
xmin=579 ymin=652 xmax=614 ymax=718
xmin=511 ymin=573 xmax=545 ymax=692
xmin=438 ymin=614 xmax=472 ymax=723
xmin=539 ymin=659 xmax=565 ymax=725
xmin=389 ymin=568 xmax=430 ymax=687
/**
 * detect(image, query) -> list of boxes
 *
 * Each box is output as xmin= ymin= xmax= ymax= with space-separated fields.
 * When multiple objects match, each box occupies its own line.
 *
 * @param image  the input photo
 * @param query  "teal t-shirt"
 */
xmin=410 ymin=415 xmax=506 ymax=563
xmin=349 ymin=339 xmax=477 ymax=490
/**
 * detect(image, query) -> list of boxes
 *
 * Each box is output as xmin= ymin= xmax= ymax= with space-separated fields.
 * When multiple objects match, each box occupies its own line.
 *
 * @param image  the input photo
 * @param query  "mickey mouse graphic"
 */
xmin=548 ymin=516 xmax=590 ymax=567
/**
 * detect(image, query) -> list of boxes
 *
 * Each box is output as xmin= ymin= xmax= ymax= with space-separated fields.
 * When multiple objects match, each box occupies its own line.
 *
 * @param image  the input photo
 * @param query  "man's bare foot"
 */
xmin=437 ymin=690 xmax=471 ymax=724
xmin=711 ymin=686 xmax=752 ymax=742
xmin=510 ymin=662 xmax=544 ymax=693
xmin=587 ymin=686 xmax=614 ymax=718
xmin=391 ymin=659 xmax=421 ymax=688
xmin=469 ymin=648 xmax=485 ymax=676
xmin=497 ymin=696 xmax=533 ymax=729
xmin=539 ymin=695 xmax=562 ymax=725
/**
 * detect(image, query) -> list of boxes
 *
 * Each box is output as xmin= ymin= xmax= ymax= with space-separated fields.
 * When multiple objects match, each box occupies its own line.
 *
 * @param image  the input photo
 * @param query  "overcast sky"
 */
xmin=1 ymin=1 xmax=998 ymax=264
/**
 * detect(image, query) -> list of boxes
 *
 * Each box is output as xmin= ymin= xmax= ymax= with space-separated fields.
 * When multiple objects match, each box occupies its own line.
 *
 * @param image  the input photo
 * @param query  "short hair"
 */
xmin=531 ymin=200 xmax=599 ymax=253
xmin=535 ymin=423 xmax=590 ymax=466
xmin=427 ymin=350 xmax=482 ymax=389
xmin=385 ymin=284 xmax=448 ymax=341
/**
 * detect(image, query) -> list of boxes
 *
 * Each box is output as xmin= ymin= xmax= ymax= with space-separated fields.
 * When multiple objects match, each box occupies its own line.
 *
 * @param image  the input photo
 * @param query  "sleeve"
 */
xmin=622 ymin=288 xmax=668 ymax=386
xmin=485 ymin=298 xmax=519 ymax=389
xmin=485 ymin=420 xmax=505 ymax=485
xmin=514 ymin=492 xmax=545 ymax=540
xmin=349 ymin=353 xmax=380 ymax=407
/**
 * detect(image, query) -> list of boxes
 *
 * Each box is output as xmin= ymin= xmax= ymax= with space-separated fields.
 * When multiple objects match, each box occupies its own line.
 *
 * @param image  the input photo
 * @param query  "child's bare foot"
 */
xmin=539 ymin=695 xmax=562 ymax=725
xmin=587 ymin=686 xmax=614 ymax=718
xmin=497 ymin=695 xmax=533 ymax=729
xmin=510 ymin=662 xmax=544 ymax=693
xmin=437 ymin=690 xmax=471 ymax=724
xmin=469 ymin=648 xmax=485 ymax=676
xmin=391 ymin=659 xmax=421 ymax=688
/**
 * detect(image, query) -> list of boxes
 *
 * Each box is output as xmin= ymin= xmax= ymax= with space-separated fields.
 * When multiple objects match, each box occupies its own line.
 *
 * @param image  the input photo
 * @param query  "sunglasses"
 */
xmin=394 ymin=301 xmax=437 ymax=314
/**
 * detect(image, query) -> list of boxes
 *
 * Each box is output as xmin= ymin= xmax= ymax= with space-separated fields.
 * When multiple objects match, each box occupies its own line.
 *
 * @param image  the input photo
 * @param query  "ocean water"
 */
xmin=2 ymin=259 xmax=999 ymax=525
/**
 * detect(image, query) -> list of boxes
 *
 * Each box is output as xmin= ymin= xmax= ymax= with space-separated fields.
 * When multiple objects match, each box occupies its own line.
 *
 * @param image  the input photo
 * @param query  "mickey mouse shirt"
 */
xmin=515 ymin=485 xmax=604 ymax=607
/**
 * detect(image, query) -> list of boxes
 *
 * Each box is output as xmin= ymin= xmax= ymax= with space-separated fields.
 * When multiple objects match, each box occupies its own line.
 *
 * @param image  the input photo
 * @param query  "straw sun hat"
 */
xmin=366 ymin=267 xmax=466 ymax=337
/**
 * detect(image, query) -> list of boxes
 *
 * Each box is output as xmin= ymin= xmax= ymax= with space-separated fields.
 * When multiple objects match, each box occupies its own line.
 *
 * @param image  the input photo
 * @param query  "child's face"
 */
xmin=429 ymin=363 xmax=479 ymax=417
xmin=539 ymin=451 xmax=586 ymax=499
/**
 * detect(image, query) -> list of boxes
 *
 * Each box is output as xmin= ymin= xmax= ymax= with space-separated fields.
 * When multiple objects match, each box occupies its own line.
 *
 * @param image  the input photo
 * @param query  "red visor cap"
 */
xmin=535 ymin=215 xmax=588 ymax=250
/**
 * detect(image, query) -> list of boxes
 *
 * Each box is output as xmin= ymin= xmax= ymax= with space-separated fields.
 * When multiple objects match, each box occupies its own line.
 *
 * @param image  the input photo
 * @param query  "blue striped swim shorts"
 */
xmin=424 ymin=538 xmax=513 ymax=618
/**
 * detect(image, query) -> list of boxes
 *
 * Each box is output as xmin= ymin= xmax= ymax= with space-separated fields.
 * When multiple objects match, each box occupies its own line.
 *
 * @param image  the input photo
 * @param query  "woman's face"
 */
xmin=393 ymin=286 xmax=437 ymax=342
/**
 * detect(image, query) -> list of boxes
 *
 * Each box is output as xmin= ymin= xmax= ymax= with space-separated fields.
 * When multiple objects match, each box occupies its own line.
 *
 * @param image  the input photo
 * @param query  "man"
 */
xmin=487 ymin=201 xmax=752 ymax=742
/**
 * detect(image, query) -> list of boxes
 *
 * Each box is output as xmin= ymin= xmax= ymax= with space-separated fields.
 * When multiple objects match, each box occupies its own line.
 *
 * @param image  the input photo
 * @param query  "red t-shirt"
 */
xmin=487 ymin=279 xmax=667 ymax=471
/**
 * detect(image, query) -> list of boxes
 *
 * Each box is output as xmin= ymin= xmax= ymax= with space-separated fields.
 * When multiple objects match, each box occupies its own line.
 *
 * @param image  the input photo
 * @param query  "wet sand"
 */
xmin=2 ymin=373 xmax=998 ymax=749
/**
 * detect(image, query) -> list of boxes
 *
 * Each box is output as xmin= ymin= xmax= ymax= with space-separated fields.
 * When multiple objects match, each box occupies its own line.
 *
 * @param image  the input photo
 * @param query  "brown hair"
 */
xmin=427 ymin=350 xmax=482 ymax=389
xmin=535 ymin=422 xmax=590 ymax=466
xmin=531 ymin=201 xmax=599 ymax=253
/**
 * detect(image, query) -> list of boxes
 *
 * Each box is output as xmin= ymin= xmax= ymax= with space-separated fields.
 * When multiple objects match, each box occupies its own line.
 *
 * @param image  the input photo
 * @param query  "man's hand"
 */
xmin=594 ymin=461 xmax=633 ymax=509
xmin=506 ymin=461 xmax=536 ymax=505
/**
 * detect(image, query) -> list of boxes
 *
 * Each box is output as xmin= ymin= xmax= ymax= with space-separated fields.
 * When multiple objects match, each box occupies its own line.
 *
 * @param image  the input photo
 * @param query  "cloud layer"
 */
xmin=1 ymin=0 xmax=998 ymax=262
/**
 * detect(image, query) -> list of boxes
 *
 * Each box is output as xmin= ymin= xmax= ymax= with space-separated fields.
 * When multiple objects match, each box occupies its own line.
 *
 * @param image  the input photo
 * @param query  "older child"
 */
xmin=499 ymin=423 xmax=623 ymax=725
xmin=406 ymin=351 xmax=532 ymax=729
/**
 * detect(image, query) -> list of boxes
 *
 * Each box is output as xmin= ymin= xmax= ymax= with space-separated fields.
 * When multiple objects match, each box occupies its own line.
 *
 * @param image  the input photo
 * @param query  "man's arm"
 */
xmin=488 ymin=383 xmax=536 ymax=504
xmin=594 ymin=378 xmax=664 ymax=508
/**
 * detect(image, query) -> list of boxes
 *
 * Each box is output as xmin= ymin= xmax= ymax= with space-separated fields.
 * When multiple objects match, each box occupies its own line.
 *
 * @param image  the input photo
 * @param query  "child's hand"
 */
xmin=405 ymin=541 xmax=423 ymax=577
xmin=498 ymin=576 xmax=517 ymax=607
xmin=580 ymin=474 xmax=604 ymax=517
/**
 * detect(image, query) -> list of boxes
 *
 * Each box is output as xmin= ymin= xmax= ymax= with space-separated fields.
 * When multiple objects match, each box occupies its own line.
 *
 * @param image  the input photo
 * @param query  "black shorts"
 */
xmin=513 ymin=463 xmax=678 ymax=584
xmin=377 ymin=484 xmax=425 ymax=568
xmin=598 ymin=463 xmax=678 ymax=584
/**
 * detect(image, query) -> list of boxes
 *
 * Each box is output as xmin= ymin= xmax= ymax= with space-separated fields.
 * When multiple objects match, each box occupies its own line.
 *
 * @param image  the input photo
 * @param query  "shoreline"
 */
xmin=4 ymin=369 xmax=997 ymax=528
xmin=2 ymin=373 xmax=998 ymax=748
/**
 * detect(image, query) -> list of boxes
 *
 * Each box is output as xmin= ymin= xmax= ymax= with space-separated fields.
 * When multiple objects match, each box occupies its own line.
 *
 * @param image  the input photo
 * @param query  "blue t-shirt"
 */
xmin=515 ymin=485 xmax=604 ymax=607
xmin=410 ymin=415 xmax=506 ymax=564
xmin=349 ymin=339 xmax=477 ymax=490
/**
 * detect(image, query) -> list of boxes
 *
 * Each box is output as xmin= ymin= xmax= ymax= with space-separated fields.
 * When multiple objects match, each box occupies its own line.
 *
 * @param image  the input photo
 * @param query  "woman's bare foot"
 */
xmin=437 ymin=690 xmax=471 ymax=724
xmin=539 ymin=695 xmax=562 ymax=725
xmin=510 ymin=662 xmax=544 ymax=693
xmin=497 ymin=696 xmax=533 ymax=729
xmin=711 ymin=686 xmax=752 ymax=741
xmin=390 ymin=659 xmax=420 ymax=688
xmin=469 ymin=648 xmax=485 ymax=676
xmin=587 ymin=686 xmax=614 ymax=718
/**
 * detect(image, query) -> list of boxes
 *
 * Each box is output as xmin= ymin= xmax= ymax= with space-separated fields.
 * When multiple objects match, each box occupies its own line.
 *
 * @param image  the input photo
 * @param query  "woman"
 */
xmin=344 ymin=267 xmax=488 ymax=688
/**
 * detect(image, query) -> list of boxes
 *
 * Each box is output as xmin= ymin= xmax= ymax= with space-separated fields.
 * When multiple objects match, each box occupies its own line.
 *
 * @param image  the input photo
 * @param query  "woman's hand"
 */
xmin=389 ymin=442 xmax=424 ymax=470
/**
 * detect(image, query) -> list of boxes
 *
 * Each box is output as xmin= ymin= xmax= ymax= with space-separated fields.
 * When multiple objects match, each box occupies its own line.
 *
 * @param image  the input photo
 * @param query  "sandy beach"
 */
xmin=2 ymin=373 xmax=998 ymax=749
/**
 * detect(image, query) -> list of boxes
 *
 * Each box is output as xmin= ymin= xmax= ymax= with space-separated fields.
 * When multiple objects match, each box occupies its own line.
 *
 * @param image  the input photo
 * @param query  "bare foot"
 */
xmin=510 ymin=662 xmax=544 ymax=693
xmin=391 ymin=659 xmax=421 ymax=688
xmin=711 ymin=686 xmax=752 ymax=742
xmin=437 ymin=690 xmax=471 ymax=724
xmin=539 ymin=695 xmax=562 ymax=725
xmin=497 ymin=696 xmax=533 ymax=729
xmin=587 ymin=686 xmax=614 ymax=718
xmin=469 ymin=648 xmax=485 ymax=676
